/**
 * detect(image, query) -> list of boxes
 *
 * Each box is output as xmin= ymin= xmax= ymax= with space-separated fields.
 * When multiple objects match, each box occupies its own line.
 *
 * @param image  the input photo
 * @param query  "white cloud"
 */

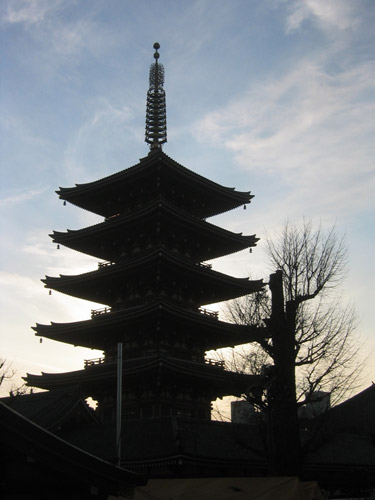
xmin=1 ymin=0 xmax=116 ymax=76
xmin=0 ymin=187 xmax=47 ymax=207
xmin=285 ymin=0 xmax=357 ymax=33
xmin=63 ymin=99 xmax=138 ymax=181
xmin=194 ymin=58 xmax=374 ymax=216
xmin=1 ymin=0 xmax=63 ymax=27
xmin=48 ymin=17 xmax=114 ymax=59
xmin=21 ymin=232 xmax=99 ymax=275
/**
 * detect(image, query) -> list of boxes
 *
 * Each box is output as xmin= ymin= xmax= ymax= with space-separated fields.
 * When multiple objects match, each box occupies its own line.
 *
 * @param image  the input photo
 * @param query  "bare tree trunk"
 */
xmin=268 ymin=270 xmax=301 ymax=476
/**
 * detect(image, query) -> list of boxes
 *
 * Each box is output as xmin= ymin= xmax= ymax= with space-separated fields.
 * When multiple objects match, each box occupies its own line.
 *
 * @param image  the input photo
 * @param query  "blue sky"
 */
xmin=0 ymin=0 xmax=374 ymax=395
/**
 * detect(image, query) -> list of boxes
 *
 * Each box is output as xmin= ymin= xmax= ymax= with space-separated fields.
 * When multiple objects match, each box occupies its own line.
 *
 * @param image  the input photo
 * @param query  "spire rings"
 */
xmin=145 ymin=43 xmax=167 ymax=151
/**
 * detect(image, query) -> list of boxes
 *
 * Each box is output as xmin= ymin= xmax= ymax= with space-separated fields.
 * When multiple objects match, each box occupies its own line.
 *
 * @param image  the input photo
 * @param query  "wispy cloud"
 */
xmin=285 ymin=0 xmax=358 ymax=33
xmin=63 ymin=99 xmax=139 ymax=181
xmin=21 ymin=231 xmax=99 ymax=275
xmin=1 ymin=0 xmax=116 ymax=76
xmin=0 ymin=187 xmax=47 ymax=207
xmin=194 ymin=56 xmax=374 ymax=216
xmin=1 ymin=0 xmax=63 ymax=27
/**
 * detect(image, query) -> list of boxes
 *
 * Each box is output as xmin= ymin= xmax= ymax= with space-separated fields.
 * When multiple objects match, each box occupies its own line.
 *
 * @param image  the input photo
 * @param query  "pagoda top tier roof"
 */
xmin=57 ymin=151 xmax=253 ymax=219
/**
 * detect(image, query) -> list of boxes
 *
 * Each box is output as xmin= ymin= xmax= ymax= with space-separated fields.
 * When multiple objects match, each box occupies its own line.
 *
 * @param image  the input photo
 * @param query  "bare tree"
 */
xmin=225 ymin=220 xmax=362 ymax=405
xmin=223 ymin=220 xmax=364 ymax=474
xmin=0 ymin=358 xmax=31 ymax=397
xmin=0 ymin=358 xmax=15 ymax=389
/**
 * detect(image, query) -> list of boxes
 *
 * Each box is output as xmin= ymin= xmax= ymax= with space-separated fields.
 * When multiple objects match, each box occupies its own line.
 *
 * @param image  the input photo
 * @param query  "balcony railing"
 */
xmin=91 ymin=304 xmax=218 ymax=320
xmin=98 ymin=260 xmax=114 ymax=269
xmin=199 ymin=307 xmax=218 ymax=319
xmin=84 ymin=357 xmax=106 ymax=368
xmin=84 ymin=355 xmax=225 ymax=370
xmin=91 ymin=307 xmax=111 ymax=318
xmin=197 ymin=261 xmax=212 ymax=269
xmin=205 ymin=358 xmax=225 ymax=369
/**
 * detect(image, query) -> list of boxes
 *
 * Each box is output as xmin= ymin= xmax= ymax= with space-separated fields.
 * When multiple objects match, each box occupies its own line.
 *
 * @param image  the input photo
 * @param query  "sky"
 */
xmin=0 ymin=0 xmax=374 ymax=397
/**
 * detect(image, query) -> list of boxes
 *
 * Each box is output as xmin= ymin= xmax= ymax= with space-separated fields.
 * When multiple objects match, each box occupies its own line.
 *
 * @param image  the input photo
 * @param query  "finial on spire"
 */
xmin=145 ymin=42 xmax=167 ymax=152
xmin=153 ymin=42 xmax=160 ymax=59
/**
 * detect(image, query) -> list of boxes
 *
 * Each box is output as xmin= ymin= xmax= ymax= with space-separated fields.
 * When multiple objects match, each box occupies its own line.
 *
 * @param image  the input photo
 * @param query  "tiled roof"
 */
xmin=33 ymin=299 xmax=266 ymax=350
xmin=0 ymin=399 xmax=147 ymax=495
xmin=1 ymin=389 xmax=97 ymax=431
xmin=57 ymin=151 xmax=253 ymax=219
xmin=24 ymin=355 xmax=263 ymax=397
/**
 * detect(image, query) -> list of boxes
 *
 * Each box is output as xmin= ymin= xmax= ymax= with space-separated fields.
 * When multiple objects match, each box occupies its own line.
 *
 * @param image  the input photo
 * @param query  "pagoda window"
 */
xmin=176 ymin=408 xmax=192 ymax=418
xmin=160 ymin=405 xmax=171 ymax=417
xmin=101 ymin=406 xmax=114 ymax=422
xmin=141 ymin=404 xmax=153 ymax=419
xmin=124 ymin=407 xmax=138 ymax=419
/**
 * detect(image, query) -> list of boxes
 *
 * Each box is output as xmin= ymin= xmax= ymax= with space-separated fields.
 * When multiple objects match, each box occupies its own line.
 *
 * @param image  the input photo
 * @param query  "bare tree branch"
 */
xmin=222 ymin=219 xmax=363 ymax=409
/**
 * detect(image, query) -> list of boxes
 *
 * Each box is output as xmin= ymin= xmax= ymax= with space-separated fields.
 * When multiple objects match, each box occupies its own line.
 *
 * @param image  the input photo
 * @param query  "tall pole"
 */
xmin=116 ymin=342 xmax=123 ymax=467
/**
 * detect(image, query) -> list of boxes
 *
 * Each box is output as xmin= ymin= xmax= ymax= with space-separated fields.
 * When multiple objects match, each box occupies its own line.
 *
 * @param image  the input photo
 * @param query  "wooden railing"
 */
xmin=84 ymin=355 xmax=225 ymax=370
xmin=84 ymin=357 xmax=105 ymax=368
xmin=205 ymin=358 xmax=225 ymax=369
xmin=197 ymin=261 xmax=212 ymax=269
xmin=199 ymin=307 xmax=218 ymax=319
xmin=91 ymin=307 xmax=111 ymax=318
xmin=98 ymin=260 xmax=114 ymax=269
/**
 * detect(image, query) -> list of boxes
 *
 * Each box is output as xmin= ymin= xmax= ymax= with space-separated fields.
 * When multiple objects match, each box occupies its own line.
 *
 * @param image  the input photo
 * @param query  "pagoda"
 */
xmin=25 ymin=43 xmax=264 ymax=425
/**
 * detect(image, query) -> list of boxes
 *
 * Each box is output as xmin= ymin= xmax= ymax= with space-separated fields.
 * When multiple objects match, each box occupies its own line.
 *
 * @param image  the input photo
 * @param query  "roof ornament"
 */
xmin=145 ymin=43 xmax=167 ymax=152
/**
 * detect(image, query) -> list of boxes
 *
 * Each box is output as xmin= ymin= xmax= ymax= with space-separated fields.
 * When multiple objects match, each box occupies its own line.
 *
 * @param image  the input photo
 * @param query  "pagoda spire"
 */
xmin=145 ymin=42 xmax=167 ymax=151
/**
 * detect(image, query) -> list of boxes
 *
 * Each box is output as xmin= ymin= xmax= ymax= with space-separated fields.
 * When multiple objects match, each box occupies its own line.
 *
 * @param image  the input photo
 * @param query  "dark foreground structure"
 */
xmin=3 ymin=45 xmax=375 ymax=498
xmin=0 ymin=400 xmax=146 ymax=499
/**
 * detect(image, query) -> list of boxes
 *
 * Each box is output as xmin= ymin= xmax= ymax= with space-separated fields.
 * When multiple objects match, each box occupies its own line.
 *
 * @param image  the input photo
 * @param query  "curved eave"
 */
xmin=51 ymin=198 xmax=259 ymax=261
xmin=57 ymin=152 xmax=253 ymax=219
xmin=24 ymin=356 xmax=263 ymax=397
xmin=42 ymin=249 xmax=264 ymax=305
xmin=33 ymin=300 xmax=267 ymax=350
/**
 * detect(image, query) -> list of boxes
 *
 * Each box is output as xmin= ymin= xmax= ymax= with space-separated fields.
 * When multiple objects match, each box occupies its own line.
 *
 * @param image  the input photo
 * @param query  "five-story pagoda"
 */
xmin=25 ymin=44 xmax=264 ymax=424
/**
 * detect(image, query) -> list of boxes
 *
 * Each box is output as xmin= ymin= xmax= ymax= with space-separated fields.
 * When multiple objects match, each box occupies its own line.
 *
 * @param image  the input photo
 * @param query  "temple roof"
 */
xmin=57 ymin=151 xmax=253 ymax=219
xmin=311 ymin=384 xmax=375 ymax=438
xmin=51 ymin=197 xmax=258 ymax=262
xmin=33 ymin=299 xmax=266 ymax=350
xmin=67 ymin=416 xmax=266 ymax=471
xmin=43 ymin=248 xmax=263 ymax=306
xmin=24 ymin=355 xmax=262 ymax=398
xmin=0 ymin=400 xmax=146 ymax=495
xmin=1 ymin=389 xmax=97 ymax=431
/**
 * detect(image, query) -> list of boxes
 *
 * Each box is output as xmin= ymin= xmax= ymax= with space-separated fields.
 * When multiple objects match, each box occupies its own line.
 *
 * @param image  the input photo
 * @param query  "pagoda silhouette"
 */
xmin=23 ymin=44 xmax=266 ymax=474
